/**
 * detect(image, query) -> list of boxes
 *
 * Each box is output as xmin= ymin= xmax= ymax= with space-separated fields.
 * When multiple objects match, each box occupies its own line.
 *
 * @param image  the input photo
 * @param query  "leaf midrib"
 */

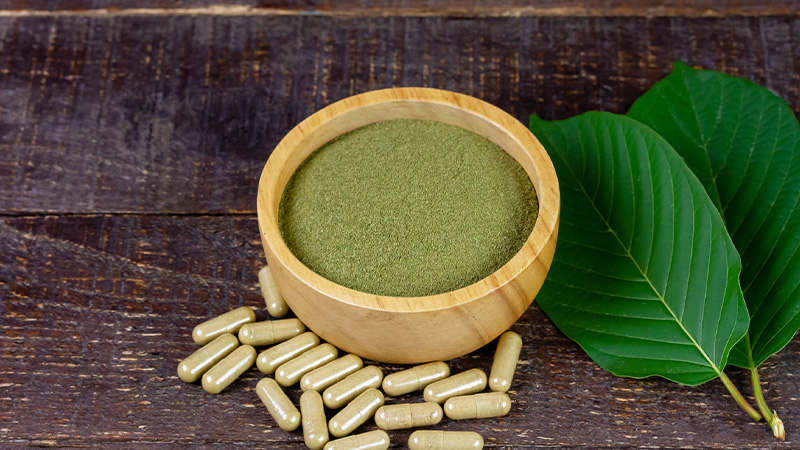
xmin=682 ymin=80 xmax=800 ymax=368
xmin=680 ymin=68 xmax=726 ymax=216
xmin=551 ymin=119 xmax=723 ymax=376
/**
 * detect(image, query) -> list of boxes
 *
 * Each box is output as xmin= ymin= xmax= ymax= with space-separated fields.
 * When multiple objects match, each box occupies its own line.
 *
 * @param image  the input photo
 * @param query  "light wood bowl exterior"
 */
xmin=257 ymin=88 xmax=559 ymax=364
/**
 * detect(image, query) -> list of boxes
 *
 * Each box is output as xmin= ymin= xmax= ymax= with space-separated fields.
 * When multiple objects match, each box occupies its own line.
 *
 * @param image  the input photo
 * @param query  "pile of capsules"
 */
xmin=178 ymin=266 xmax=522 ymax=450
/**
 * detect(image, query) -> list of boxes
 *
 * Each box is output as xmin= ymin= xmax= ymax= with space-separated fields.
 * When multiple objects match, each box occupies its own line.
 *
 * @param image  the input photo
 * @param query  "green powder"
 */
xmin=278 ymin=119 xmax=539 ymax=297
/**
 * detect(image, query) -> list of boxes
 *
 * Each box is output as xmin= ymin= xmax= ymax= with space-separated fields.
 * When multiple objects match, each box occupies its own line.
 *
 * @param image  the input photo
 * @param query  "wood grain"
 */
xmin=0 ymin=0 xmax=797 ymax=17
xmin=1 ymin=15 xmax=798 ymax=214
xmin=2 ymin=9 xmax=800 ymax=449
xmin=1 ymin=214 xmax=798 ymax=448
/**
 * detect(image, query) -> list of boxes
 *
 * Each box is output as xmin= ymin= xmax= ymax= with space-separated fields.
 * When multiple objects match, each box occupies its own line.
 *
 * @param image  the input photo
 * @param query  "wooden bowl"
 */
xmin=257 ymin=88 xmax=559 ymax=364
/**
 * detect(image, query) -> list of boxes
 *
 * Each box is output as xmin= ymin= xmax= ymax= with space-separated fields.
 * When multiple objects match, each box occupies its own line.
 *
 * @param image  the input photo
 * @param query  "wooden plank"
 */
xmin=1 ymin=15 xmax=798 ymax=215
xmin=0 ymin=214 xmax=797 ymax=447
xmin=0 ymin=0 xmax=797 ymax=17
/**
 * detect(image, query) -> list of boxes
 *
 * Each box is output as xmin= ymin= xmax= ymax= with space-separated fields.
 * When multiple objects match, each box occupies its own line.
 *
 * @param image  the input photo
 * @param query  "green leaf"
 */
xmin=530 ymin=112 xmax=749 ymax=386
xmin=628 ymin=62 xmax=800 ymax=369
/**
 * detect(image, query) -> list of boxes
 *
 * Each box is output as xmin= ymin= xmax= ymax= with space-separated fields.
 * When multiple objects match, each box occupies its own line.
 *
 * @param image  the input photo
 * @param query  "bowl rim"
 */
xmin=257 ymin=87 xmax=559 ymax=313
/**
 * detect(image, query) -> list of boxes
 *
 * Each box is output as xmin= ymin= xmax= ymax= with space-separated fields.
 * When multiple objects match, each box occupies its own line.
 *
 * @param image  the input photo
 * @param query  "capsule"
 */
xmin=323 ymin=366 xmax=384 ymax=409
xmin=323 ymin=430 xmax=390 ymax=450
xmin=256 ymin=378 xmax=301 ymax=431
xmin=301 ymin=354 xmax=364 ymax=392
xmin=238 ymin=319 xmax=305 ymax=347
xmin=177 ymin=333 xmax=239 ymax=383
xmin=443 ymin=392 xmax=511 ymax=420
xmin=276 ymin=343 xmax=338 ymax=387
xmin=201 ymin=345 xmax=256 ymax=394
xmin=192 ymin=306 xmax=256 ymax=345
xmin=408 ymin=430 xmax=484 ymax=450
xmin=259 ymin=266 xmax=289 ymax=318
xmin=423 ymin=368 xmax=487 ymax=404
xmin=382 ymin=362 xmax=450 ymax=397
xmin=301 ymin=390 xmax=329 ymax=450
xmin=328 ymin=388 xmax=384 ymax=438
xmin=489 ymin=331 xmax=522 ymax=392
xmin=374 ymin=402 xmax=443 ymax=430
xmin=257 ymin=331 xmax=320 ymax=374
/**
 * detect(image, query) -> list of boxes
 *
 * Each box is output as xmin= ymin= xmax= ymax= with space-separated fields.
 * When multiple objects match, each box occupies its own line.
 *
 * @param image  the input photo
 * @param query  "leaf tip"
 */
xmin=529 ymin=113 xmax=547 ymax=131
xmin=672 ymin=60 xmax=692 ymax=73
xmin=529 ymin=113 xmax=539 ymax=129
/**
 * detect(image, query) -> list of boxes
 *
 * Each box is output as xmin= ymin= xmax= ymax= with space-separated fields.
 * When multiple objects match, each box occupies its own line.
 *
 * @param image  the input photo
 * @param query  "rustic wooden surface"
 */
xmin=0 ymin=1 xmax=797 ymax=17
xmin=1 ymin=4 xmax=799 ymax=449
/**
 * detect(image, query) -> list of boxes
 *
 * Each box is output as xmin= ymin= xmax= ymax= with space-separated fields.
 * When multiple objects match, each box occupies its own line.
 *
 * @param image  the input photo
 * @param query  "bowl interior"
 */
xmin=258 ymin=88 xmax=558 ymax=313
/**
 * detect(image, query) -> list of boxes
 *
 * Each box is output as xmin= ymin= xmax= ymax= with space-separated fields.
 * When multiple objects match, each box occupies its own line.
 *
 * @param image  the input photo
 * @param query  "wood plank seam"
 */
xmin=0 ymin=5 xmax=798 ymax=18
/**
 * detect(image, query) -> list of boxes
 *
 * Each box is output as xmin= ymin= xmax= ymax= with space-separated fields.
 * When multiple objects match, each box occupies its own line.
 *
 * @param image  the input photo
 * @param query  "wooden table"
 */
xmin=1 ymin=2 xmax=798 ymax=448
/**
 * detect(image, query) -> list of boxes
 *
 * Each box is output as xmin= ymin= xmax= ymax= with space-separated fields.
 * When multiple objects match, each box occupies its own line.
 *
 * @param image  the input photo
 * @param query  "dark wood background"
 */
xmin=1 ymin=2 xmax=798 ymax=448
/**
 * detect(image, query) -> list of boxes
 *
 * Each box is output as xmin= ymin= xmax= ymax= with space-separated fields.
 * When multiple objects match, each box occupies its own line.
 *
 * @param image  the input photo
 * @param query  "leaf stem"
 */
xmin=751 ymin=366 xmax=785 ymax=440
xmin=750 ymin=361 xmax=773 ymax=423
xmin=718 ymin=371 xmax=762 ymax=421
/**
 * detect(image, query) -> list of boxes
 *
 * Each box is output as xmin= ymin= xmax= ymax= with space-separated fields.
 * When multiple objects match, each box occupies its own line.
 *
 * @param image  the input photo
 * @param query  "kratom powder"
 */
xmin=278 ymin=119 xmax=539 ymax=297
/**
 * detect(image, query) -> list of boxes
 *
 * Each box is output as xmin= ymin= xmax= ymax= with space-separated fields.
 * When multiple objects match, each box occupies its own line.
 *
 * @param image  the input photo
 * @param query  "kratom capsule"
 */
xmin=192 ymin=306 xmax=256 ymax=345
xmin=177 ymin=333 xmax=238 ymax=383
xmin=201 ymin=344 xmax=256 ymax=394
xmin=408 ymin=430 xmax=484 ymax=450
xmin=275 ymin=343 xmax=338 ymax=387
xmin=443 ymin=392 xmax=511 ymax=420
xmin=328 ymin=388 xmax=384 ymax=438
xmin=488 ymin=331 xmax=522 ymax=392
xmin=301 ymin=390 xmax=329 ymax=450
xmin=374 ymin=402 xmax=443 ymax=430
xmin=423 ymin=368 xmax=487 ymax=404
xmin=382 ymin=361 xmax=450 ymax=397
xmin=238 ymin=318 xmax=305 ymax=347
xmin=323 ymin=430 xmax=390 ymax=450
xmin=323 ymin=366 xmax=384 ymax=409
xmin=301 ymin=354 xmax=363 ymax=392
xmin=259 ymin=266 xmax=289 ymax=318
xmin=257 ymin=331 xmax=320 ymax=374
xmin=256 ymin=378 xmax=301 ymax=431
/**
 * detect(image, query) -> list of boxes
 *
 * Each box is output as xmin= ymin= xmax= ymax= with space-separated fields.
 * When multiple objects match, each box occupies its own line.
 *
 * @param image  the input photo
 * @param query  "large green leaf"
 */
xmin=629 ymin=62 xmax=800 ymax=369
xmin=530 ymin=112 xmax=749 ymax=386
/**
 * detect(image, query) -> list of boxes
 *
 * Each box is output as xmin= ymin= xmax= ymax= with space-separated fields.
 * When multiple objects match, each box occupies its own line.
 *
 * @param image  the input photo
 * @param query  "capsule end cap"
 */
xmin=488 ymin=377 xmax=510 ymax=392
xmin=201 ymin=375 xmax=222 ymax=394
xmin=191 ymin=326 xmax=208 ymax=345
xmin=279 ymin=413 xmax=301 ymax=432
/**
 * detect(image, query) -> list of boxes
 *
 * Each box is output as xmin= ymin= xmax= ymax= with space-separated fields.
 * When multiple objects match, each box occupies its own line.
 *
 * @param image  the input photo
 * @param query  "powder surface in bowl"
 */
xmin=278 ymin=119 xmax=538 ymax=297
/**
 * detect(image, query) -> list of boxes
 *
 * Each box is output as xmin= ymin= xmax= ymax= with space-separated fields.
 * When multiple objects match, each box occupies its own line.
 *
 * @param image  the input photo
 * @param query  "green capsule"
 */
xmin=301 ymin=354 xmax=364 ymax=392
xmin=301 ymin=390 xmax=329 ymax=450
xmin=192 ymin=306 xmax=256 ymax=345
xmin=238 ymin=318 xmax=305 ymax=347
xmin=382 ymin=362 xmax=450 ymax=397
xmin=275 ymin=343 xmax=338 ymax=387
xmin=328 ymin=388 xmax=384 ymax=438
xmin=423 ymin=369 xmax=486 ymax=404
xmin=259 ymin=266 xmax=289 ymax=318
xmin=443 ymin=392 xmax=511 ymax=420
xmin=201 ymin=345 xmax=256 ymax=394
xmin=256 ymin=378 xmax=301 ymax=431
xmin=374 ymin=402 xmax=443 ymax=430
xmin=488 ymin=331 xmax=522 ymax=392
xmin=323 ymin=430 xmax=390 ymax=450
xmin=257 ymin=331 xmax=320 ymax=374
xmin=408 ymin=430 xmax=484 ymax=450
xmin=323 ymin=366 xmax=384 ymax=409
xmin=177 ymin=333 xmax=239 ymax=383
